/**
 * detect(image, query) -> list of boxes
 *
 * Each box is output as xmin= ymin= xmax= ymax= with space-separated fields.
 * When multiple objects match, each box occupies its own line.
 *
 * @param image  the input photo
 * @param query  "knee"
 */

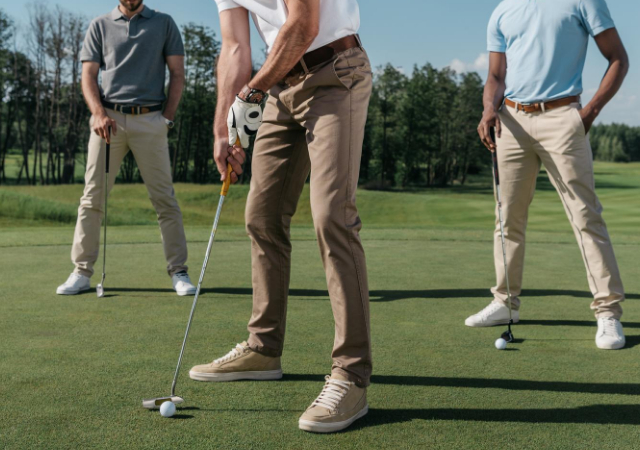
xmin=79 ymin=190 xmax=103 ymax=213
xmin=245 ymin=206 xmax=281 ymax=239
xmin=312 ymin=205 xmax=356 ymax=237
xmin=148 ymin=188 xmax=179 ymax=212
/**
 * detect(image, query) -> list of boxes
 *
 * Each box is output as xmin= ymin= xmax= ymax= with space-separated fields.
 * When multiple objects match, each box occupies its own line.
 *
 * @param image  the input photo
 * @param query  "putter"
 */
xmin=491 ymin=128 xmax=515 ymax=343
xmin=96 ymin=127 xmax=111 ymax=299
xmin=142 ymin=158 xmax=235 ymax=410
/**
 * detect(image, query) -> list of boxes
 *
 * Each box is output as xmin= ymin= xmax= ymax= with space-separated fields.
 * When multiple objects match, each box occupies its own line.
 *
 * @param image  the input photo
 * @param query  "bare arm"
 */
xmin=214 ymin=8 xmax=253 ymax=183
xmin=81 ymin=61 xmax=116 ymax=142
xmin=164 ymin=55 xmax=185 ymax=121
xmin=580 ymin=28 xmax=629 ymax=132
xmin=249 ymin=0 xmax=320 ymax=91
xmin=477 ymin=52 xmax=507 ymax=151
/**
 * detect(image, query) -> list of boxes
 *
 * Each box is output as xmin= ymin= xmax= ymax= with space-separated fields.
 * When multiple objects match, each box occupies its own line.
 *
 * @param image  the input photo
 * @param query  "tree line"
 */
xmin=1 ymin=5 xmax=638 ymax=188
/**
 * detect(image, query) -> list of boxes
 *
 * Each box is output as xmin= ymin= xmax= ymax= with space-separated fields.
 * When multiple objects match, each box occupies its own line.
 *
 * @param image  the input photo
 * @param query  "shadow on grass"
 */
xmin=521 ymin=319 xmax=640 ymax=329
xmin=353 ymin=405 xmax=640 ymax=428
xmin=102 ymin=287 xmax=640 ymax=302
xmin=206 ymin=287 xmax=640 ymax=302
xmin=282 ymin=374 xmax=640 ymax=395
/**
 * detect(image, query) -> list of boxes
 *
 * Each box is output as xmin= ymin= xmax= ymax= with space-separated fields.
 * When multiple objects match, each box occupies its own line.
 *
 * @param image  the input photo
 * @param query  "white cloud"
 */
xmin=448 ymin=53 xmax=489 ymax=74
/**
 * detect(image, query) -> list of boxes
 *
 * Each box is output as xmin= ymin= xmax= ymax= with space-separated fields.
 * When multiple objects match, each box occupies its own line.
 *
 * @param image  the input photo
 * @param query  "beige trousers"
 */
xmin=71 ymin=110 xmax=188 ymax=278
xmin=493 ymin=103 xmax=624 ymax=319
xmin=245 ymin=47 xmax=373 ymax=387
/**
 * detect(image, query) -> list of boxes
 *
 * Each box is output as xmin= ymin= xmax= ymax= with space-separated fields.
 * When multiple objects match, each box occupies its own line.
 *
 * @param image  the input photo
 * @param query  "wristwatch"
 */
xmin=238 ymin=85 xmax=267 ymax=104
xmin=164 ymin=118 xmax=175 ymax=129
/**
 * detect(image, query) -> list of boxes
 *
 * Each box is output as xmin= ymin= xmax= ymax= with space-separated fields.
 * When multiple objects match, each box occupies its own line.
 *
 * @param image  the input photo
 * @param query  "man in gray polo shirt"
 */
xmin=56 ymin=0 xmax=196 ymax=297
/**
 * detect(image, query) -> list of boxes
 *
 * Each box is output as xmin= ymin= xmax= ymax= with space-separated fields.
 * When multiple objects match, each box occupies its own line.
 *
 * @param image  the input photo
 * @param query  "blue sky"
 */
xmin=3 ymin=0 xmax=639 ymax=125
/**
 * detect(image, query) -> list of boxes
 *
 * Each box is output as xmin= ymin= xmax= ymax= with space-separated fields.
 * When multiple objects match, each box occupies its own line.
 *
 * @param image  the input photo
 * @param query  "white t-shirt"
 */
xmin=214 ymin=0 xmax=360 ymax=53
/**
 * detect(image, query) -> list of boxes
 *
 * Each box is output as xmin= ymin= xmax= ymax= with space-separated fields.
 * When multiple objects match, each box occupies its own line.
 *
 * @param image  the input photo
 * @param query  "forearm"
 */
xmin=249 ymin=22 xmax=316 ymax=92
xmin=81 ymin=75 xmax=107 ymax=118
xmin=164 ymin=70 xmax=184 ymax=121
xmin=214 ymin=43 xmax=252 ymax=139
xmin=583 ymin=57 xmax=629 ymax=119
xmin=483 ymin=74 xmax=506 ymax=112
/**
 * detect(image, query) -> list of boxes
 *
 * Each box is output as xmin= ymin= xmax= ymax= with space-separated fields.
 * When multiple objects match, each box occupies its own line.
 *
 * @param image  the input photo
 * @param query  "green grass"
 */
xmin=1 ymin=162 xmax=640 ymax=449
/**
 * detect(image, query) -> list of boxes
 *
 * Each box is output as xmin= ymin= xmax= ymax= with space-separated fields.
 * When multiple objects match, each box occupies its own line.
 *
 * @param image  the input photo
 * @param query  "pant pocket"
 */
xmin=570 ymin=106 xmax=586 ymax=136
xmin=332 ymin=51 xmax=372 ymax=91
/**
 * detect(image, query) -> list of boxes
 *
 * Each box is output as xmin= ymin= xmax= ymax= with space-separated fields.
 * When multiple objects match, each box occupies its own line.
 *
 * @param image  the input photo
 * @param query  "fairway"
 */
xmin=2 ymin=162 xmax=640 ymax=449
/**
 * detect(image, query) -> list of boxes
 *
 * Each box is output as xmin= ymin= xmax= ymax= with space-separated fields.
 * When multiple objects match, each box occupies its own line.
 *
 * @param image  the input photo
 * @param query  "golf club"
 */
xmin=96 ymin=127 xmax=111 ymax=299
xmin=142 ymin=157 xmax=235 ymax=410
xmin=491 ymin=127 xmax=515 ymax=343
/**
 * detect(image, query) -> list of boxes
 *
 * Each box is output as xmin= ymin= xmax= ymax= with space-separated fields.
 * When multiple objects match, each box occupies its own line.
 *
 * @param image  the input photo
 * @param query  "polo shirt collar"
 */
xmin=110 ymin=5 xmax=155 ymax=21
xmin=139 ymin=6 xmax=155 ymax=18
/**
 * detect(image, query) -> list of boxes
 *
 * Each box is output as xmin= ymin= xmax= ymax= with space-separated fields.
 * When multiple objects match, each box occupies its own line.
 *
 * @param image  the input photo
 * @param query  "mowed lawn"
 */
xmin=1 ymin=162 xmax=640 ymax=449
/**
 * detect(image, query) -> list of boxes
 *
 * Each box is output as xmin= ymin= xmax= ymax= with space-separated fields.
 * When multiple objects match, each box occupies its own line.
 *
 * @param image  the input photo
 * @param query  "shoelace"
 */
xmin=175 ymin=272 xmax=190 ymax=281
xmin=479 ymin=303 xmax=502 ymax=318
xmin=600 ymin=318 xmax=620 ymax=336
xmin=311 ymin=376 xmax=352 ymax=413
xmin=214 ymin=343 xmax=247 ymax=364
xmin=67 ymin=273 xmax=82 ymax=284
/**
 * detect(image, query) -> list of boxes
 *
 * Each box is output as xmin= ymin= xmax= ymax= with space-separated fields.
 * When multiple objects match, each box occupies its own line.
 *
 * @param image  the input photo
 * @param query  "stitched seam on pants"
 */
xmin=343 ymin=86 xmax=371 ymax=380
xmin=517 ymin=155 xmax=540 ymax=298
xmin=273 ymin=132 xmax=306 ymax=353
xmin=554 ymin=176 xmax=600 ymax=301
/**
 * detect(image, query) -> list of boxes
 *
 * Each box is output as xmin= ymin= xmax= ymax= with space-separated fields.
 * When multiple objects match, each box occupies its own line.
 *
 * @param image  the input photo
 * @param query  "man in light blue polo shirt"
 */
xmin=469 ymin=0 xmax=630 ymax=350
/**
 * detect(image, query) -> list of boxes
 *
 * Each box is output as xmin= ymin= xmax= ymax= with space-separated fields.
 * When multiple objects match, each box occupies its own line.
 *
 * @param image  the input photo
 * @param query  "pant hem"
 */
xmin=247 ymin=336 xmax=283 ymax=358
xmin=332 ymin=367 xmax=370 ymax=388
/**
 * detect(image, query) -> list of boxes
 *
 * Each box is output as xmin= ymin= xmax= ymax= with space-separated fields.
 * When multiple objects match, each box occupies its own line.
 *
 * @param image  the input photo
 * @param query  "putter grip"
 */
xmin=220 ymin=138 xmax=240 ymax=196
xmin=490 ymin=128 xmax=499 ymax=186
xmin=106 ymin=126 xmax=111 ymax=174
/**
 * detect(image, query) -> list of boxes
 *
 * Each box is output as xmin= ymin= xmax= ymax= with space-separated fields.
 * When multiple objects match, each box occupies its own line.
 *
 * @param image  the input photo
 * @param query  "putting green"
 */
xmin=1 ymin=163 xmax=640 ymax=449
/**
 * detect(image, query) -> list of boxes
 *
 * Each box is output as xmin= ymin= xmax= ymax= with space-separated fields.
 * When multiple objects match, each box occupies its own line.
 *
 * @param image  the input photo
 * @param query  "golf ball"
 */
xmin=495 ymin=338 xmax=508 ymax=350
xmin=160 ymin=401 xmax=176 ymax=418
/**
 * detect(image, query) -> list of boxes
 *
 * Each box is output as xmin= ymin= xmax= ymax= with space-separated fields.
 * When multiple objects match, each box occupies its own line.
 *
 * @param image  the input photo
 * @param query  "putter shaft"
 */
xmin=98 ymin=129 xmax=111 ymax=298
xmin=170 ymin=192 xmax=227 ymax=396
xmin=169 ymin=163 xmax=234 ymax=397
xmin=491 ymin=128 xmax=514 ymax=332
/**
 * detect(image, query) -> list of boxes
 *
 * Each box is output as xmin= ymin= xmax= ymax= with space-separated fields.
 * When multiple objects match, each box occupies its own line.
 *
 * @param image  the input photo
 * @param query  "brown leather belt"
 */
xmin=286 ymin=34 xmax=362 ymax=79
xmin=504 ymin=96 xmax=580 ymax=113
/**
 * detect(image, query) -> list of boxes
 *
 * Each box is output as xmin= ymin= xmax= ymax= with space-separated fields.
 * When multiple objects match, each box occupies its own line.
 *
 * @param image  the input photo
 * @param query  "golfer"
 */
xmin=469 ymin=0 xmax=629 ymax=349
xmin=189 ymin=0 xmax=372 ymax=433
xmin=56 ymin=0 xmax=196 ymax=297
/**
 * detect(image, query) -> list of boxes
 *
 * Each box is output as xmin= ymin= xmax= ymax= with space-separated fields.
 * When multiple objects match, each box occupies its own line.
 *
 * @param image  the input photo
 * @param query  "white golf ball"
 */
xmin=495 ymin=338 xmax=507 ymax=350
xmin=160 ymin=401 xmax=176 ymax=418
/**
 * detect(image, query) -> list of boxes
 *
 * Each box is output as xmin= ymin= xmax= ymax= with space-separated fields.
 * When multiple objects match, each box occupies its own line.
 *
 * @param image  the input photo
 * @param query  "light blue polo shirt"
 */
xmin=488 ymin=0 xmax=615 ymax=104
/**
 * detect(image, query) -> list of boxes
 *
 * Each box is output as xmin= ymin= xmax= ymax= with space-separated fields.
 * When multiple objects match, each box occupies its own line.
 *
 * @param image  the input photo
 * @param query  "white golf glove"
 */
xmin=227 ymin=97 xmax=263 ymax=149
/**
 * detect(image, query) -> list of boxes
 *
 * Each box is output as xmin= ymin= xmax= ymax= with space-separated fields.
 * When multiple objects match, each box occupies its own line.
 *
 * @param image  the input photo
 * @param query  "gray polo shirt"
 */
xmin=80 ymin=6 xmax=184 ymax=105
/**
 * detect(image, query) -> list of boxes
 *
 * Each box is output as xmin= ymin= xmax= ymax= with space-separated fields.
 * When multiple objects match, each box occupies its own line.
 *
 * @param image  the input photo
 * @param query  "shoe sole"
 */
xmin=56 ymin=286 xmax=91 ymax=295
xmin=596 ymin=341 xmax=625 ymax=350
xmin=465 ymin=317 xmax=520 ymax=328
xmin=299 ymin=404 xmax=369 ymax=433
xmin=176 ymin=289 xmax=197 ymax=297
xmin=189 ymin=369 xmax=283 ymax=382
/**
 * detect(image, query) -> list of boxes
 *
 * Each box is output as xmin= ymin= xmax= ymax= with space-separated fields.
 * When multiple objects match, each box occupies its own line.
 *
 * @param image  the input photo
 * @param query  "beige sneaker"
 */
xmin=189 ymin=342 xmax=282 ymax=382
xmin=298 ymin=374 xmax=368 ymax=433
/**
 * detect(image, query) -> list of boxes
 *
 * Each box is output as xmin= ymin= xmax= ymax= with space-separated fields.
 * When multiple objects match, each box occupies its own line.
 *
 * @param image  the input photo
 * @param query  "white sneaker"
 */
xmin=172 ymin=272 xmax=196 ymax=296
xmin=596 ymin=317 xmax=625 ymax=350
xmin=56 ymin=273 xmax=91 ymax=295
xmin=465 ymin=301 xmax=519 ymax=327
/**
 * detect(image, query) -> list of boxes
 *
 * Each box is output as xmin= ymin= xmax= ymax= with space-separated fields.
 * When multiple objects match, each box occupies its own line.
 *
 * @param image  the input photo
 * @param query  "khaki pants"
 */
xmin=493 ymin=103 xmax=624 ymax=319
xmin=71 ymin=110 xmax=188 ymax=278
xmin=245 ymin=47 xmax=373 ymax=387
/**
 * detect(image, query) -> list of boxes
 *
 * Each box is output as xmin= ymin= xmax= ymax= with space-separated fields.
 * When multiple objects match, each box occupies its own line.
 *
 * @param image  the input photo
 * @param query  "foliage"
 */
xmin=1 ymin=5 xmax=637 ymax=188
xmin=590 ymin=123 xmax=640 ymax=162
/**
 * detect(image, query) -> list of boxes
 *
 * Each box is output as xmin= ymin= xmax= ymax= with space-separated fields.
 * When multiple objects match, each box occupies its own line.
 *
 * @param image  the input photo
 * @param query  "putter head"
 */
xmin=501 ymin=329 xmax=515 ymax=343
xmin=96 ymin=274 xmax=105 ymax=298
xmin=142 ymin=396 xmax=185 ymax=410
